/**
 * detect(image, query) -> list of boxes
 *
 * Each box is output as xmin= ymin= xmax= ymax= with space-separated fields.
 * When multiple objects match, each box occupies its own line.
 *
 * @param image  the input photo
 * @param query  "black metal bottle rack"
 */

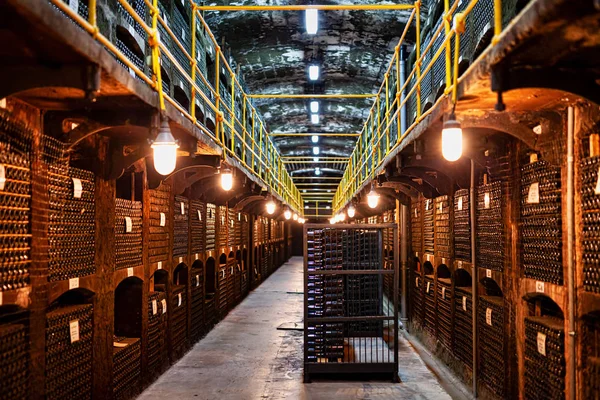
xmin=112 ymin=337 xmax=141 ymax=400
xmin=423 ymin=198 xmax=434 ymax=254
xmin=436 ymin=277 xmax=452 ymax=349
xmin=423 ymin=274 xmax=436 ymax=337
xmin=147 ymin=291 xmax=167 ymax=377
xmin=115 ymin=198 xmax=143 ymax=270
xmin=453 ymin=286 xmax=473 ymax=367
xmin=581 ymin=156 xmax=600 ymax=292
xmin=520 ymin=158 xmax=563 ymax=284
xmin=477 ymin=181 xmax=504 ymax=272
xmin=45 ymin=303 xmax=93 ymax=400
xmin=524 ymin=316 xmax=565 ymax=400
xmin=173 ymin=195 xmax=189 ymax=257
xmin=453 ymin=189 xmax=470 ymax=262
xmin=434 ymin=195 xmax=451 ymax=260
xmin=190 ymin=268 xmax=204 ymax=342
xmin=170 ymin=284 xmax=188 ymax=356
xmin=190 ymin=200 xmax=205 ymax=254
xmin=205 ymin=203 xmax=216 ymax=251
xmin=0 ymin=323 xmax=29 ymax=399
xmin=148 ymin=184 xmax=170 ymax=266
xmin=478 ymin=295 xmax=505 ymax=397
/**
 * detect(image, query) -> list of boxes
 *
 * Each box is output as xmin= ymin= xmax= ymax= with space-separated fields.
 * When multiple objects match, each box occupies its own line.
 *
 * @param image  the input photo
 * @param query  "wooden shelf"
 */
xmin=0 ymin=286 xmax=31 ymax=309
xmin=48 ymin=274 xmax=97 ymax=304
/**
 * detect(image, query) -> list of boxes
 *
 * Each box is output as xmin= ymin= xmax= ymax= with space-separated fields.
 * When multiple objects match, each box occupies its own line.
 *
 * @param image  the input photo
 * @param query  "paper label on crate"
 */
xmin=438 ymin=201 xmax=443 ymax=212
xmin=69 ymin=320 xmax=80 ymax=343
xmin=442 ymin=258 xmax=446 ymax=265
xmin=230 ymin=266 xmax=234 ymax=274
xmin=458 ymin=261 xmax=463 ymax=269
xmin=195 ymin=253 xmax=199 ymax=260
xmin=180 ymin=202 xmax=185 ymax=215
xmin=152 ymin=300 xmax=158 ymax=315
xmin=72 ymin=178 xmax=83 ymax=199
xmin=157 ymin=261 xmax=162 ymax=270
xmin=595 ymin=167 xmax=600 ymax=195
xmin=458 ymin=196 xmax=463 ymax=211
xmin=462 ymin=296 xmax=467 ymax=311
xmin=254 ymin=268 xmax=258 ymax=275
xmin=125 ymin=216 xmax=132 ymax=233
xmin=527 ymin=182 xmax=540 ymax=204
xmin=69 ymin=277 xmax=79 ymax=290
xmin=161 ymin=299 xmax=167 ymax=313
xmin=484 ymin=192 xmax=490 ymax=209
xmin=179 ymin=257 xmax=183 ymax=264
xmin=160 ymin=212 xmax=166 ymax=227
xmin=68 ymin=0 xmax=79 ymax=12
xmin=415 ymin=208 xmax=418 ymax=218
xmin=415 ymin=277 xmax=419 ymax=287
xmin=536 ymin=281 xmax=545 ymax=293
xmin=426 ymin=281 xmax=431 ymax=294
xmin=486 ymin=269 xmax=492 ymax=278
xmin=425 ymin=199 xmax=430 ymax=211
xmin=181 ymin=29 xmax=186 ymax=41
xmin=127 ymin=267 xmax=133 ymax=277
xmin=198 ymin=210 xmax=202 ymax=221
xmin=537 ymin=332 xmax=547 ymax=356
xmin=177 ymin=293 xmax=182 ymax=307
xmin=441 ymin=286 xmax=446 ymax=299
xmin=0 ymin=164 xmax=6 ymax=191
xmin=485 ymin=308 xmax=493 ymax=326
xmin=231 ymin=220 xmax=234 ymax=228
xmin=196 ymin=275 xmax=200 ymax=287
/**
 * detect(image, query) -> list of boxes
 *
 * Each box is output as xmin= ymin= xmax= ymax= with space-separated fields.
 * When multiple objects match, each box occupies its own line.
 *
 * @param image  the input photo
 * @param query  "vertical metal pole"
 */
xmin=567 ymin=106 xmax=576 ymax=400
xmin=393 ymin=222 xmax=400 ymax=382
xmin=470 ymin=158 xmax=478 ymax=398
xmin=400 ymin=201 xmax=408 ymax=323
xmin=399 ymin=45 xmax=407 ymax=135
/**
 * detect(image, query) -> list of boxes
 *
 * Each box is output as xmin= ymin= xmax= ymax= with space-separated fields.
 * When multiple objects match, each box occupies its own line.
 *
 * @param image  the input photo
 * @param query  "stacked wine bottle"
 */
xmin=190 ymin=267 xmax=205 ymax=342
xmin=112 ymin=337 xmax=141 ymax=400
xmin=205 ymin=203 xmax=216 ymax=251
xmin=0 ymin=323 xmax=29 ymax=399
xmin=437 ymin=277 xmax=452 ymax=349
xmin=148 ymin=184 xmax=170 ymax=266
xmin=434 ymin=195 xmax=451 ymax=260
xmin=115 ymin=198 xmax=142 ymax=270
xmin=171 ymin=285 xmax=188 ymax=356
xmin=411 ymin=200 xmax=422 ymax=255
xmin=423 ymin=198 xmax=434 ymax=254
xmin=453 ymin=189 xmax=471 ymax=261
xmin=423 ymin=273 xmax=436 ymax=337
xmin=217 ymin=206 xmax=228 ymax=249
xmin=190 ymin=200 xmax=205 ymax=255
xmin=477 ymin=181 xmax=504 ymax=272
xmin=520 ymin=158 xmax=562 ymax=284
xmin=217 ymin=260 xmax=228 ymax=318
xmin=173 ymin=195 xmax=189 ymax=258
xmin=453 ymin=286 xmax=473 ymax=366
xmin=581 ymin=156 xmax=600 ymax=293
xmin=147 ymin=291 xmax=167 ymax=377
xmin=478 ymin=296 xmax=505 ymax=397
xmin=582 ymin=316 xmax=600 ymax=399
xmin=411 ymin=270 xmax=424 ymax=326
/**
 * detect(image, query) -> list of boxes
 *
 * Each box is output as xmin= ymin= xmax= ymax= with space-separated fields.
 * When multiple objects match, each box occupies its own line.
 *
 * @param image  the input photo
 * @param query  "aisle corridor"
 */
xmin=138 ymin=257 xmax=455 ymax=400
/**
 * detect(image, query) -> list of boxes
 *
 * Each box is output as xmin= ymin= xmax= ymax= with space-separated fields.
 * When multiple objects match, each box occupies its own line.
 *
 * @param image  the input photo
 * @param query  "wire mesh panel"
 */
xmin=304 ymin=224 xmax=398 ymax=382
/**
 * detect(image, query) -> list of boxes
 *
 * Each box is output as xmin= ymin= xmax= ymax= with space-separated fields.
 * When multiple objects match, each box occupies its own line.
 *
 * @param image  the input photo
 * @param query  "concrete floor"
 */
xmin=138 ymin=257 xmax=456 ymax=400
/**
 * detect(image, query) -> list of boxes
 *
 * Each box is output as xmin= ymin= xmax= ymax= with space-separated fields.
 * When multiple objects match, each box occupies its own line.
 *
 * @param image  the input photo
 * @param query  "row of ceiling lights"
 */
xmin=306 ymin=10 xmax=322 ymax=174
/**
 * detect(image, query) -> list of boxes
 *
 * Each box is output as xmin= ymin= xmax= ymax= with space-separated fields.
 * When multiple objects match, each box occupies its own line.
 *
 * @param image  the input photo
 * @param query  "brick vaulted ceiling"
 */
xmin=204 ymin=0 xmax=424 ymax=195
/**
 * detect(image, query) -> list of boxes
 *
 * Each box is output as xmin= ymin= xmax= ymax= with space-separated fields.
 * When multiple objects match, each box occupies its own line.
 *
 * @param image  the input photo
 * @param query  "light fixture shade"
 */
xmin=367 ymin=186 xmax=380 ymax=209
xmin=311 ymin=114 xmax=320 ymax=124
xmin=151 ymin=120 xmax=179 ymax=175
xmin=347 ymin=205 xmax=356 ymax=218
xmin=441 ymin=118 xmax=463 ymax=162
xmin=266 ymin=199 xmax=276 ymax=215
xmin=315 ymin=168 xmax=321 ymax=176
xmin=310 ymin=101 xmax=319 ymax=113
xmin=308 ymin=65 xmax=319 ymax=81
xmin=313 ymin=146 xmax=320 ymax=155
xmin=284 ymin=209 xmax=292 ymax=220
xmin=293 ymin=213 xmax=298 ymax=221
xmin=220 ymin=167 xmax=233 ymax=191
xmin=311 ymin=135 xmax=319 ymax=143
xmin=305 ymin=9 xmax=318 ymax=34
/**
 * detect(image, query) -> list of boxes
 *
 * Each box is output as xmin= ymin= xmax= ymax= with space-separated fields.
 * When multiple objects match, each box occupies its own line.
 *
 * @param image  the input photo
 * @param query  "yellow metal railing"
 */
xmin=48 ymin=0 xmax=304 ymax=215
xmin=333 ymin=0 xmax=504 ymax=212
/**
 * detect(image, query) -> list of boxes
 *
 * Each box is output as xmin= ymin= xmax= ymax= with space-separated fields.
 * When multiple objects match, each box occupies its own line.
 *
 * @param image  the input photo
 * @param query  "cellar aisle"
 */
xmin=137 ymin=257 xmax=457 ymax=400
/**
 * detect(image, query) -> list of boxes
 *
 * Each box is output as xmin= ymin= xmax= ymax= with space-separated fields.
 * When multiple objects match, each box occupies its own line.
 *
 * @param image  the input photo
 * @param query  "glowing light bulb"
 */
xmin=311 ymin=114 xmax=320 ymax=124
xmin=367 ymin=186 xmax=380 ymax=209
xmin=347 ymin=205 xmax=356 ymax=218
xmin=313 ymin=146 xmax=320 ymax=155
xmin=311 ymin=135 xmax=319 ymax=143
xmin=329 ymin=217 xmax=336 ymax=224
xmin=308 ymin=65 xmax=319 ymax=81
xmin=339 ymin=211 xmax=346 ymax=221
xmin=310 ymin=101 xmax=319 ymax=113
xmin=266 ymin=199 xmax=276 ymax=215
xmin=284 ymin=209 xmax=292 ymax=220
xmin=151 ymin=119 xmax=179 ymax=175
xmin=293 ymin=213 xmax=298 ymax=221
xmin=305 ymin=9 xmax=318 ymax=34
xmin=220 ymin=166 xmax=233 ymax=191
xmin=441 ymin=117 xmax=463 ymax=162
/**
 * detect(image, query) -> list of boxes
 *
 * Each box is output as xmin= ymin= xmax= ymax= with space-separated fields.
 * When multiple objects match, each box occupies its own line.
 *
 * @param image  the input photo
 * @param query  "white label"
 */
xmin=196 ymin=275 xmax=200 ymax=287
xmin=157 ymin=261 xmax=162 ymax=270
xmin=596 ymin=167 xmax=600 ymax=195
xmin=0 ymin=165 xmax=5 ymax=190
xmin=254 ymin=268 xmax=258 ymax=275
xmin=442 ymin=258 xmax=446 ymax=265
xmin=160 ymin=212 xmax=166 ymax=227
xmin=179 ymin=257 xmax=183 ymax=264
xmin=527 ymin=182 xmax=540 ymax=204
xmin=458 ymin=261 xmax=463 ymax=269
xmin=127 ymin=267 xmax=133 ymax=277
xmin=441 ymin=287 xmax=446 ymax=299
xmin=198 ymin=210 xmax=202 ymax=221
xmin=152 ymin=300 xmax=157 ymax=315
xmin=462 ymin=296 xmax=467 ymax=311
xmin=438 ymin=202 xmax=443 ymax=212
xmin=195 ymin=253 xmax=199 ymax=260
xmin=125 ymin=216 xmax=132 ymax=233
xmin=68 ymin=0 xmax=79 ymax=12
xmin=69 ymin=320 xmax=80 ymax=343
xmin=484 ymin=192 xmax=490 ymax=209
xmin=180 ymin=202 xmax=185 ymax=215
xmin=72 ymin=178 xmax=82 ymax=199
xmin=536 ymin=281 xmax=545 ymax=293
xmin=415 ymin=208 xmax=418 ymax=218
xmin=415 ymin=277 xmax=419 ymax=287
xmin=0 ymin=292 xmax=3 ymax=306
xmin=181 ymin=29 xmax=185 ymax=41
xmin=129 ymin=67 xmax=135 ymax=77
xmin=231 ymin=220 xmax=234 ymax=228
xmin=425 ymin=200 xmax=430 ymax=210
xmin=426 ymin=281 xmax=431 ymax=294
xmin=161 ymin=299 xmax=167 ymax=314
xmin=69 ymin=277 xmax=79 ymax=290
xmin=177 ymin=293 xmax=182 ymax=307
xmin=0 ymin=98 xmax=6 ymax=109
xmin=486 ymin=308 xmax=493 ymax=326
xmin=486 ymin=269 xmax=492 ymax=278
xmin=537 ymin=332 xmax=547 ymax=356
xmin=458 ymin=196 xmax=463 ymax=211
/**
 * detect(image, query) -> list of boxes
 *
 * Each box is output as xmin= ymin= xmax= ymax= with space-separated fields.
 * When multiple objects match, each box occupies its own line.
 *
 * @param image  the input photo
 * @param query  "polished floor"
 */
xmin=138 ymin=257 xmax=457 ymax=400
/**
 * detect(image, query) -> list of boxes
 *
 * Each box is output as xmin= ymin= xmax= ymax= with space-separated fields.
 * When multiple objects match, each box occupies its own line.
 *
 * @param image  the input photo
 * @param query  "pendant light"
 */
xmin=219 ymin=164 xmax=233 ymax=191
xmin=347 ymin=204 xmax=356 ymax=218
xmin=284 ymin=208 xmax=292 ymax=220
xmin=367 ymin=183 xmax=380 ymax=209
xmin=441 ymin=113 xmax=463 ymax=162
xmin=266 ymin=196 xmax=276 ymax=215
xmin=151 ymin=118 xmax=179 ymax=175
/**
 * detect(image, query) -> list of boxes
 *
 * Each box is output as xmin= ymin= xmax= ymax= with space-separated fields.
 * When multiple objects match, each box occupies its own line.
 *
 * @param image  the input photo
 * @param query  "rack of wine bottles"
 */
xmin=411 ymin=200 xmax=422 ymax=255
xmin=115 ymin=198 xmax=142 ymax=270
xmin=0 ymin=112 xmax=32 ymax=292
xmin=173 ymin=195 xmax=189 ymax=257
xmin=227 ymin=209 xmax=236 ymax=247
xmin=423 ymin=198 xmax=434 ymax=254
xmin=583 ymin=316 xmax=600 ymax=399
xmin=520 ymin=158 xmax=562 ymax=284
xmin=0 ymin=323 xmax=29 ymax=399
xmin=241 ymin=213 xmax=249 ymax=245
xmin=437 ymin=277 xmax=452 ymax=349
xmin=205 ymin=203 xmax=216 ymax=251
xmin=453 ymin=286 xmax=472 ymax=367
xmin=225 ymin=258 xmax=235 ymax=310
xmin=217 ymin=262 xmax=228 ymax=318
xmin=147 ymin=291 xmax=167 ymax=376
xmin=234 ymin=256 xmax=242 ymax=304
xmin=423 ymin=274 xmax=436 ymax=337
xmin=148 ymin=184 xmax=170 ymax=266
xmin=190 ymin=267 xmax=204 ymax=342
xmin=581 ymin=156 xmax=600 ymax=292
xmin=478 ymin=296 xmax=505 ymax=397
xmin=477 ymin=181 xmax=504 ymax=271
xmin=217 ymin=206 xmax=228 ymax=249
xmin=171 ymin=284 xmax=188 ymax=356
xmin=435 ymin=195 xmax=451 ymax=260
xmin=234 ymin=212 xmax=243 ymax=246
xmin=453 ymin=189 xmax=470 ymax=261
xmin=190 ymin=200 xmax=205 ymax=254
xmin=524 ymin=316 xmax=565 ymax=400
xmin=45 ymin=303 xmax=93 ymax=400
xmin=112 ymin=337 xmax=141 ymax=400
xmin=411 ymin=270 xmax=424 ymax=326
